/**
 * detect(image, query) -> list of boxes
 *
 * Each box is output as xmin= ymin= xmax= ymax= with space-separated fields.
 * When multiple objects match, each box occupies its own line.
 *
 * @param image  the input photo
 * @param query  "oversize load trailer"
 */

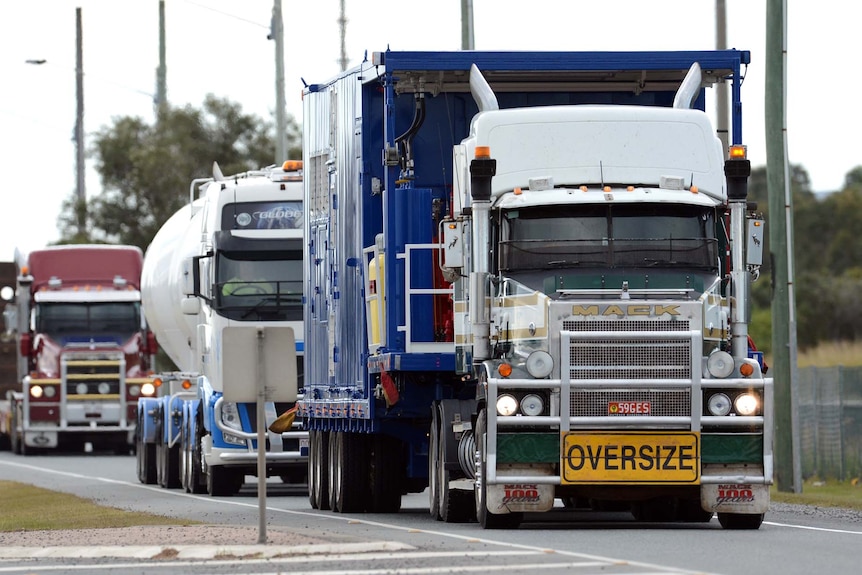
xmin=299 ymin=49 xmax=772 ymax=529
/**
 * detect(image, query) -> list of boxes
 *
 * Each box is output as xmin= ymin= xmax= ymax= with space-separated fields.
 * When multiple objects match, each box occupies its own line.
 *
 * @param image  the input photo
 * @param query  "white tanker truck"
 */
xmin=135 ymin=161 xmax=307 ymax=496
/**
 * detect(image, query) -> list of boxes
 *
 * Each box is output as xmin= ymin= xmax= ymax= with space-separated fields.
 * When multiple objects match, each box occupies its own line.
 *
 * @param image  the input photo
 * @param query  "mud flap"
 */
xmin=487 ymin=478 xmax=555 ymax=514
xmin=701 ymin=483 xmax=769 ymax=514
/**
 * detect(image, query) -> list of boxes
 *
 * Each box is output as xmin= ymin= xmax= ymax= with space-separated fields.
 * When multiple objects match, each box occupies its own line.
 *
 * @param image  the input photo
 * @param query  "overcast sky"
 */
xmin=1 ymin=1 xmax=858 ymax=260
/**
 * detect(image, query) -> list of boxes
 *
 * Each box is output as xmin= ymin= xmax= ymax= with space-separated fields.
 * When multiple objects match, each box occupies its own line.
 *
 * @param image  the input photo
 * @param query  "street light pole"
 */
xmin=269 ymin=0 xmax=286 ymax=163
xmin=75 ymin=7 xmax=86 ymax=237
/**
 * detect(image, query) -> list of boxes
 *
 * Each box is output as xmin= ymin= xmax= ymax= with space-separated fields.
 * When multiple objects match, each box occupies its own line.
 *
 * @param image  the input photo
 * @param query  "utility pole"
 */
xmin=270 ymin=0 xmax=286 ymax=163
xmin=766 ymin=0 xmax=801 ymax=493
xmin=338 ymin=0 xmax=348 ymax=71
xmin=75 ymin=7 xmax=86 ymax=237
xmin=155 ymin=0 xmax=167 ymax=114
xmin=461 ymin=0 xmax=474 ymax=50
xmin=715 ymin=0 xmax=729 ymax=158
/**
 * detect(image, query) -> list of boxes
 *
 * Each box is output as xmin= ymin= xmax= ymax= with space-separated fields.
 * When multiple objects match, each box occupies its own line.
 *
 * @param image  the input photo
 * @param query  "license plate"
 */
xmin=608 ymin=401 xmax=651 ymax=415
xmin=561 ymin=431 xmax=699 ymax=484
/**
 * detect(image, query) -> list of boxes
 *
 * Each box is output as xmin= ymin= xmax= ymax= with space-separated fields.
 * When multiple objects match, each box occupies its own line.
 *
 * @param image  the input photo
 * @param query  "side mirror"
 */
xmin=180 ymin=297 xmax=201 ymax=315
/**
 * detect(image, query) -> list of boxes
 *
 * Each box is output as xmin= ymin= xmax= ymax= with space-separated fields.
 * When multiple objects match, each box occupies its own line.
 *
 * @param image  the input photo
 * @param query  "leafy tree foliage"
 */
xmin=58 ymin=95 xmax=300 ymax=250
xmin=748 ymin=164 xmax=862 ymax=351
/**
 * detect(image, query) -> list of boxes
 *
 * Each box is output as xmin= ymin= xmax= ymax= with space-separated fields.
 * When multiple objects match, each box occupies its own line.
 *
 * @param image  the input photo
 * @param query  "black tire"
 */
xmin=10 ymin=408 xmax=22 ymax=455
xmin=207 ymin=464 xmax=243 ymax=496
xmin=187 ymin=418 xmax=206 ymax=494
xmin=138 ymin=442 xmax=157 ymax=484
xmin=157 ymin=441 xmax=181 ymax=489
xmin=677 ymin=498 xmax=714 ymax=522
xmin=474 ymin=409 xmax=522 ymax=529
xmin=436 ymin=404 xmax=472 ymax=523
xmin=369 ymin=434 xmax=402 ymax=513
xmin=429 ymin=404 xmax=441 ymax=520
xmin=329 ymin=431 xmax=368 ymax=512
xmin=309 ymin=430 xmax=330 ymax=510
xmin=718 ymin=512 xmax=764 ymax=530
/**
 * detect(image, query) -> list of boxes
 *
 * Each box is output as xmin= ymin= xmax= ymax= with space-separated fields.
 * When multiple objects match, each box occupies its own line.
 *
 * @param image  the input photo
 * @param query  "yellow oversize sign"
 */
xmin=561 ymin=431 xmax=700 ymax=484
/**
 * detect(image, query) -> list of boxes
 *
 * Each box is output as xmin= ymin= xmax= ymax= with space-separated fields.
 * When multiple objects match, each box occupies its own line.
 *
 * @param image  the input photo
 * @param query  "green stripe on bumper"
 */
xmin=702 ymin=433 xmax=763 ymax=464
xmin=498 ymin=433 xmax=559 ymax=463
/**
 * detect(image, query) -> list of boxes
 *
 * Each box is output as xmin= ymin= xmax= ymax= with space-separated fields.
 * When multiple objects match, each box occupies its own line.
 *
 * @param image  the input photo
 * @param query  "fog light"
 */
xmin=520 ymin=393 xmax=544 ymax=416
xmin=98 ymin=382 xmax=111 ymax=394
xmin=525 ymin=351 xmax=553 ymax=378
xmin=44 ymin=386 xmax=57 ymax=398
xmin=76 ymin=383 xmax=89 ymax=395
xmin=707 ymin=393 xmax=732 ymax=416
xmin=496 ymin=394 xmax=518 ymax=416
xmin=734 ymin=393 xmax=759 ymax=416
xmin=707 ymin=351 xmax=734 ymax=378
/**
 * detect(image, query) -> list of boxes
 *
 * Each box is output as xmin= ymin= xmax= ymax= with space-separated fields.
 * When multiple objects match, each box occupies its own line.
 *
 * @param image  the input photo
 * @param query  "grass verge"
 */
xmin=0 ymin=480 xmax=198 ymax=532
xmin=771 ymin=478 xmax=862 ymax=511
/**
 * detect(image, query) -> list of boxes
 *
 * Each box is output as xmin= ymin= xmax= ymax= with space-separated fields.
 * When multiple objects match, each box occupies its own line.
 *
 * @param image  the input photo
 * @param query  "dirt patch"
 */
xmin=0 ymin=524 xmax=331 ymax=547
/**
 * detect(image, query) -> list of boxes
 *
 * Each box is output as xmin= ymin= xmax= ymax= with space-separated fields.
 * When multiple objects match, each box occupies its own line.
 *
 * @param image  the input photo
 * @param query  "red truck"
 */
xmin=0 ymin=245 xmax=158 ymax=454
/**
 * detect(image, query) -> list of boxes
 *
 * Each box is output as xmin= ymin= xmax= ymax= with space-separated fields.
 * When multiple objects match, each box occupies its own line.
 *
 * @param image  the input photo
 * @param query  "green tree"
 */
xmin=57 ymin=95 xmax=301 ymax=250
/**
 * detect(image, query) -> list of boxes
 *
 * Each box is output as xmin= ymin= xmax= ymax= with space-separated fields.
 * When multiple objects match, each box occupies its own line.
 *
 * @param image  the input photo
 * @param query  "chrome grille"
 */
xmin=563 ymin=320 xmax=691 ymax=380
xmin=63 ymin=354 xmax=124 ymax=397
xmin=570 ymin=389 xmax=691 ymax=417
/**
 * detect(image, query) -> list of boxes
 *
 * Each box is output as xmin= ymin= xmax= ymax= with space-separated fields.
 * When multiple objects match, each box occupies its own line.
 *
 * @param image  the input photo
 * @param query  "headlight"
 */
xmin=707 ymin=350 xmax=734 ymax=378
xmin=76 ymin=383 xmax=89 ymax=395
xmin=221 ymin=401 xmax=243 ymax=430
xmin=520 ymin=393 xmax=544 ymax=416
xmin=44 ymin=385 xmax=56 ymax=398
xmin=98 ymin=382 xmax=111 ymax=395
xmin=734 ymin=393 xmax=759 ymax=416
xmin=30 ymin=385 xmax=43 ymax=399
xmin=525 ymin=350 xmax=553 ymax=378
xmin=140 ymin=382 xmax=156 ymax=397
xmin=128 ymin=385 xmax=141 ymax=397
xmin=496 ymin=394 xmax=519 ymax=416
xmin=707 ymin=393 xmax=732 ymax=416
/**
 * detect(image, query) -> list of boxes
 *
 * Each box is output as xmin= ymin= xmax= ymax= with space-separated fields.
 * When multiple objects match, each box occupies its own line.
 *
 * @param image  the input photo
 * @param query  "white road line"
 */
xmin=0 ymin=459 xmax=719 ymax=575
xmin=763 ymin=521 xmax=862 ymax=535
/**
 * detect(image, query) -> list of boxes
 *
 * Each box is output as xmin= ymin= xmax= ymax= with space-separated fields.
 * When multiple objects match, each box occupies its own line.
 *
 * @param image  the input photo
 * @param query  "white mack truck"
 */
xmin=300 ymin=49 xmax=772 ymax=529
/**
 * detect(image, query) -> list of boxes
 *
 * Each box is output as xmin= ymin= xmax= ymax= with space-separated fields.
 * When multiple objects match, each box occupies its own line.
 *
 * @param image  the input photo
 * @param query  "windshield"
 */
xmin=498 ymin=204 xmax=718 ymax=272
xmin=216 ymin=253 xmax=302 ymax=321
xmin=35 ymin=302 xmax=141 ymax=343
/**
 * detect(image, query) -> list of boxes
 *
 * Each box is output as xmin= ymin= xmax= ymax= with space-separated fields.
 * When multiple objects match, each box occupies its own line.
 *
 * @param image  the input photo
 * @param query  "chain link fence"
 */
xmin=797 ymin=366 xmax=862 ymax=480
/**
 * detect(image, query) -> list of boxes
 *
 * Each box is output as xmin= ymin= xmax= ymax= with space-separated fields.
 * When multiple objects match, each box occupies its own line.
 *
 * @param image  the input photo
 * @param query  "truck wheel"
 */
xmin=158 ymin=441 xmax=181 ymax=489
xmin=435 ymin=403 xmax=471 ymax=523
xmin=207 ymin=465 xmax=243 ymax=496
xmin=718 ymin=512 xmax=764 ymax=530
xmin=676 ymin=498 xmax=714 ymax=522
xmin=329 ymin=431 xmax=367 ymax=512
xmin=428 ymin=404 xmax=441 ymax=519
xmin=474 ymin=409 xmax=522 ymax=529
xmin=137 ymin=441 xmax=157 ymax=484
xmin=308 ymin=430 xmax=330 ymax=510
xmin=369 ymin=433 xmax=402 ymax=513
xmin=10 ymin=408 xmax=22 ymax=455
xmin=187 ymin=420 xmax=207 ymax=494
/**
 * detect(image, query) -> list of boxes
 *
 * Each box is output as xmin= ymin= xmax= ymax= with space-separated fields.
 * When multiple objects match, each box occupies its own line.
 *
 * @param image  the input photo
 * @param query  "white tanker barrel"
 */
xmin=141 ymin=202 xmax=203 ymax=372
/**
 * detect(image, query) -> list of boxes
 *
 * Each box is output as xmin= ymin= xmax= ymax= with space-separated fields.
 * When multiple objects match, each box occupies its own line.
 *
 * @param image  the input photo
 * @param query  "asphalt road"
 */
xmin=1 ymin=451 xmax=862 ymax=575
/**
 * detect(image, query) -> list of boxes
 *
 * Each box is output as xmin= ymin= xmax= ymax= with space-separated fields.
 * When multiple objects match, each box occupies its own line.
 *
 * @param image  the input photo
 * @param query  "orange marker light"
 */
xmin=739 ymin=363 xmax=755 ymax=377
xmin=475 ymin=146 xmax=491 ymax=159
xmin=729 ymin=145 xmax=747 ymax=159
xmin=181 ymin=379 xmax=193 ymax=390
xmin=690 ymin=185 xmax=699 ymax=194
xmin=514 ymin=187 xmax=522 ymax=195
xmin=497 ymin=363 xmax=513 ymax=378
xmin=580 ymin=185 xmax=588 ymax=192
